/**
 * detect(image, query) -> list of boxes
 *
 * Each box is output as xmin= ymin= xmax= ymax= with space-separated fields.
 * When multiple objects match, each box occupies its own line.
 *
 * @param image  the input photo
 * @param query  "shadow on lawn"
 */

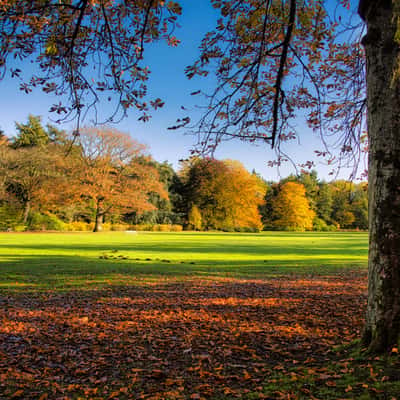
xmin=0 ymin=241 xmax=367 ymax=257
xmin=0 ymin=253 xmax=367 ymax=293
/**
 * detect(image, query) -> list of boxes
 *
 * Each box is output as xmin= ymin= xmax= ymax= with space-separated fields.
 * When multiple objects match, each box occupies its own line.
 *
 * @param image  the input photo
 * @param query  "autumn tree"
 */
xmin=180 ymin=157 xmax=265 ymax=231
xmin=76 ymin=127 xmax=167 ymax=232
xmin=0 ymin=0 xmax=399 ymax=351
xmin=271 ymin=181 xmax=315 ymax=231
xmin=125 ymin=160 xmax=184 ymax=225
xmin=188 ymin=204 xmax=203 ymax=231
xmin=0 ymin=145 xmax=70 ymax=223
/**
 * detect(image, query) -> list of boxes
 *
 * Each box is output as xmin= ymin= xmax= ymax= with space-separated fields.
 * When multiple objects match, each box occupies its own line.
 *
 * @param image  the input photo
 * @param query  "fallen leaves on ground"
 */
xmin=0 ymin=270 xmax=396 ymax=399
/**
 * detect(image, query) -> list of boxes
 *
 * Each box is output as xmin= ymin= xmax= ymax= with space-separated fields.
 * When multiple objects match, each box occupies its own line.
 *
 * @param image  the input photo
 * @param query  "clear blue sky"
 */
xmin=0 ymin=1 xmax=364 ymax=181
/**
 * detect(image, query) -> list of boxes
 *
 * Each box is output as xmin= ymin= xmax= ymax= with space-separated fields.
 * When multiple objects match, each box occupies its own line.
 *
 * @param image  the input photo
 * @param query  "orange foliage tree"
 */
xmin=272 ymin=182 xmax=315 ymax=231
xmin=0 ymin=144 xmax=72 ymax=224
xmin=76 ymin=127 xmax=167 ymax=232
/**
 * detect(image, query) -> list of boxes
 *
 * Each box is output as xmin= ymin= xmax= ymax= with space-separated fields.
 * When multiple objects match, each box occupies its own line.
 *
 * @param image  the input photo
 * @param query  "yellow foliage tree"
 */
xmin=188 ymin=205 xmax=202 ymax=231
xmin=272 ymin=182 xmax=315 ymax=231
xmin=181 ymin=158 xmax=265 ymax=231
xmin=215 ymin=160 xmax=265 ymax=231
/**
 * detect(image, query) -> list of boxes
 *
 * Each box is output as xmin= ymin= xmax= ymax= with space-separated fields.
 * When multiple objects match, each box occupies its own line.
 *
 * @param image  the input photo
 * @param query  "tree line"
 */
xmin=0 ymin=116 xmax=367 ymax=233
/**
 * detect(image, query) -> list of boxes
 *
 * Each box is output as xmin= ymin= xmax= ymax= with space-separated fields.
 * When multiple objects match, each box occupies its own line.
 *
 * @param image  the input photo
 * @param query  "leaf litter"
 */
xmin=0 ymin=270 xmax=398 ymax=399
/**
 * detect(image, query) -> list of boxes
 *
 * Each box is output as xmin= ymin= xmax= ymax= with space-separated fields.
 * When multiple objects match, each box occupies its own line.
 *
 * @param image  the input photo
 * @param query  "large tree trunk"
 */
xmin=22 ymin=199 xmax=31 ymax=225
xmin=93 ymin=199 xmax=105 ymax=232
xmin=359 ymin=0 xmax=400 ymax=352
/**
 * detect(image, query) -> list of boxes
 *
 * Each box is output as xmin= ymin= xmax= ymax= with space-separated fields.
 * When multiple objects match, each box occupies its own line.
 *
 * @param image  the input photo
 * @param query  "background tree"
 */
xmin=0 ymin=145 xmax=69 ymax=223
xmin=350 ymin=182 xmax=368 ymax=230
xmin=180 ymin=157 xmax=265 ymax=231
xmin=76 ymin=127 xmax=167 ymax=232
xmin=12 ymin=115 xmax=51 ymax=148
xmin=271 ymin=181 xmax=315 ymax=231
xmin=315 ymin=182 xmax=333 ymax=225
xmin=125 ymin=160 xmax=183 ymax=225
xmin=330 ymin=180 xmax=356 ymax=229
xmin=188 ymin=205 xmax=203 ymax=231
xmin=11 ymin=114 xmax=69 ymax=149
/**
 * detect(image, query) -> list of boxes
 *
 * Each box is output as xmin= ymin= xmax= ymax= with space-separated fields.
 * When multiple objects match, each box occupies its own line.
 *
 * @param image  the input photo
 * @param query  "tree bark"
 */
xmin=359 ymin=0 xmax=400 ymax=352
xmin=93 ymin=199 xmax=104 ymax=232
xmin=22 ymin=199 xmax=31 ymax=224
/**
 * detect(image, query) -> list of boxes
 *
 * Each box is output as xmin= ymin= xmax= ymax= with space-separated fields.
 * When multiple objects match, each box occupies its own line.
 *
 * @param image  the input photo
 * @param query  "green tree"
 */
xmin=315 ymin=182 xmax=334 ymax=224
xmin=350 ymin=183 xmax=368 ymax=230
xmin=12 ymin=115 xmax=49 ymax=148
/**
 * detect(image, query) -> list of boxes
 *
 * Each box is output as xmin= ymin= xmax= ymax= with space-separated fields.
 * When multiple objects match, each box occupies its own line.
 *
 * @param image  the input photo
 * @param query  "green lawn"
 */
xmin=0 ymin=231 xmax=368 ymax=291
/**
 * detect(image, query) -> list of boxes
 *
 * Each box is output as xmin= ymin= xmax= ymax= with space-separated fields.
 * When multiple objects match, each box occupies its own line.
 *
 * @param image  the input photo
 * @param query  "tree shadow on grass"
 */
xmin=0 ymin=253 xmax=367 ymax=293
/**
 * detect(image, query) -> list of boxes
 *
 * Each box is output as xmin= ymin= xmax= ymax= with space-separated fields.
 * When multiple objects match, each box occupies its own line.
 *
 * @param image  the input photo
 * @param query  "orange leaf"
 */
xmin=11 ymin=390 xmax=24 ymax=398
xmin=345 ymin=385 xmax=352 ymax=392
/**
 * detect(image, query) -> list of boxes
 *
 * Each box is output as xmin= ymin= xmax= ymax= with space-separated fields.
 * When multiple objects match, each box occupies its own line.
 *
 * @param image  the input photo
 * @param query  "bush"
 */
xmin=313 ymin=217 xmax=338 ymax=232
xmin=111 ymin=223 xmax=130 ymax=231
xmin=157 ymin=224 xmax=170 ymax=232
xmin=13 ymin=225 xmax=27 ymax=232
xmin=129 ymin=224 xmax=183 ymax=232
xmin=313 ymin=217 xmax=329 ymax=231
xmin=0 ymin=205 xmax=22 ymax=231
xmin=236 ymin=226 xmax=261 ymax=233
xmin=101 ymin=222 xmax=112 ymax=231
xmin=222 ymin=226 xmax=235 ymax=232
xmin=65 ymin=221 xmax=93 ymax=231
xmin=131 ymin=224 xmax=151 ymax=231
xmin=27 ymin=212 xmax=67 ymax=231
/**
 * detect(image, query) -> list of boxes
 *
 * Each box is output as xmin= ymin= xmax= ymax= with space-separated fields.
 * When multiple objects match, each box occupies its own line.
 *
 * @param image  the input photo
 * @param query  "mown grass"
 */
xmin=0 ymin=231 xmax=368 ymax=292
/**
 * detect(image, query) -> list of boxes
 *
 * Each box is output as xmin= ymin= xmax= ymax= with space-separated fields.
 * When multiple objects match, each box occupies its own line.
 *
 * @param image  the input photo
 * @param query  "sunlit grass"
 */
xmin=0 ymin=231 xmax=367 ymax=292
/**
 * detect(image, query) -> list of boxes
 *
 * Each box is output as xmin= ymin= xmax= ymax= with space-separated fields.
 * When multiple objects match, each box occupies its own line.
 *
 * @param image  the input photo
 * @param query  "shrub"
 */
xmin=313 ymin=217 xmax=338 ymax=232
xmin=65 ymin=221 xmax=93 ymax=231
xmin=170 ymin=224 xmax=183 ymax=232
xmin=101 ymin=222 xmax=112 ymax=231
xmin=130 ymin=224 xmax=152 ymax=231
xmin=13 ymin=225 xmax=27 ymax=232
xmin=235 ymin=226 xmax=261 ymax=233
xmin=27 ymin=212 xmax=67 ymax=231
xmin=129 ymin=224 xmax=183 ymax=232
xmin=0 ymin=205 xmax=22 ymax=231
xmin=222 ymin=226 xmax=235 ymax=232
xmin=313 ymin=217 xmax=329 ymax=231
xmin=111 ymin=223 xmax=130 ymax=231
xmin=157 ymin=224 xmax=170 ymax=232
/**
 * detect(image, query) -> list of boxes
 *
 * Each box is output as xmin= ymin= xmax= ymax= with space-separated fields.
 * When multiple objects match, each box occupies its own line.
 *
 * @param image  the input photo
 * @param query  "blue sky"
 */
xmin=0 ymin=0 xmax=364 ymax=181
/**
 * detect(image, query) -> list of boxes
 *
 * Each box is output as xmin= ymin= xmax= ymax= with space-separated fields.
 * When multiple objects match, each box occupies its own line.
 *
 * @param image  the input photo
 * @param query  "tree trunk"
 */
xmin=22 ymin=199 xmax=31 ymax=224
xmin=93 ymin=199 xmax=105 ymax=232
xmin=359 ymin=0 xmax=400 ymax=352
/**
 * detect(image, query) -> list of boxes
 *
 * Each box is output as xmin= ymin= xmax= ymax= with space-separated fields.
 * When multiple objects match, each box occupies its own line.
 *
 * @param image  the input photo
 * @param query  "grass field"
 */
xmin=0 ymin=231 xmax=368 ymax=291
xmin=1 ymin=231 xmax=399 ymax=399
